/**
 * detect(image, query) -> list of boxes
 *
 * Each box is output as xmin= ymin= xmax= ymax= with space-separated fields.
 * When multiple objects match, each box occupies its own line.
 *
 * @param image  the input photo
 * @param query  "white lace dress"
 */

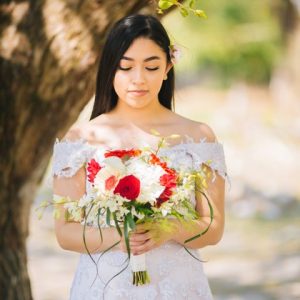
xmin=52 ymin=138 xmax=227 ymax=300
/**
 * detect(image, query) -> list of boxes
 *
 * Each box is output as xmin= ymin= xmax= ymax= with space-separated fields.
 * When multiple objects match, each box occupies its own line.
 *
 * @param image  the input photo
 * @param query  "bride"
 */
xmin=52 ymin=14 xmax=227 ymax=299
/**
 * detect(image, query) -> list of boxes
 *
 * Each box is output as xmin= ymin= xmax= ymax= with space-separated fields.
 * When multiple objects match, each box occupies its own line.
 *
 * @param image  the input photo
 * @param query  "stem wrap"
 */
xmin=130 ymin=253 xmax=146 ymax=272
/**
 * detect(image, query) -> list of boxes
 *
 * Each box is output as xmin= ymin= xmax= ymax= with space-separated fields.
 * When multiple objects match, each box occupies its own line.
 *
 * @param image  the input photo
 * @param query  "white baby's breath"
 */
xmin=64 ymin=203 xmax=82 ymax=222
xmin=78 ymin=194 xmax=92 ymax=207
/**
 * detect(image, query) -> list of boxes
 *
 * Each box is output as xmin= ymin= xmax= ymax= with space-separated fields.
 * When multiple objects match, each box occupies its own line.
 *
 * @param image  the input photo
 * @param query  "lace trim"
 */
xmin=51 ymin=136 xmax=228 ymax=181
xmin=159 ymin=141 xmax=227 ymax=181
xmin=52 ymin=138 xmax=96 ymax=178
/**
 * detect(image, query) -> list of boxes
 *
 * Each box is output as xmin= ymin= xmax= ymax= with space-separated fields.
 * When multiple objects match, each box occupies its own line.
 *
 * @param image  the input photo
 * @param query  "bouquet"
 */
xmin=38 ymin=137 xmax=213 ymax=286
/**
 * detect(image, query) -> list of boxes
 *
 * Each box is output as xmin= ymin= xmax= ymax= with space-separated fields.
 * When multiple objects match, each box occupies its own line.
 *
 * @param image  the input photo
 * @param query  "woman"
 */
xmin=52 ymin=14 xmax=227 ymax=299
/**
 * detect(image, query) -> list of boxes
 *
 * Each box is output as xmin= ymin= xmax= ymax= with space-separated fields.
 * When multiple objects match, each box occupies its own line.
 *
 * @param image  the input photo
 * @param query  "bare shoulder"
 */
xmin=62 ymin=114 xmax=112 ymax=144
xmin=174 ymin=114 xmax=218 ymax=143
xmin=192 ymin=121 xmax=218 ymax=143
xmin=62 ymin=122 xmax=91 ymax=142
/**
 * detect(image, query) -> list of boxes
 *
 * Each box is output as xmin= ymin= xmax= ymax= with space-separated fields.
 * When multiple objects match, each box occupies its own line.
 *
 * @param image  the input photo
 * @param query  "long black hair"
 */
xmin=90 ymin=14 xmax=175 ymax=120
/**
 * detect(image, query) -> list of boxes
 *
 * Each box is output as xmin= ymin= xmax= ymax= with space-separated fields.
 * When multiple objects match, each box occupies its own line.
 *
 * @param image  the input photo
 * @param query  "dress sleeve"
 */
xmin=188 ymin=142 xmax=228 ymax=181
xmin=52 ymin=138 xmax=95 ymax=178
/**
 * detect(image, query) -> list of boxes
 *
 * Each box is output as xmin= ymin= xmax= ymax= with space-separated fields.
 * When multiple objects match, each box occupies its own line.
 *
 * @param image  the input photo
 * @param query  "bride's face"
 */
xmin=113 ymin=37 xmax=172 ymax=109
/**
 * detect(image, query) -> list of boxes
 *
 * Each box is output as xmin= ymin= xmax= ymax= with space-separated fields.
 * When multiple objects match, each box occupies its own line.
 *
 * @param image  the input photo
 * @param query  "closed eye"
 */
xmin=118 ymin=67 xmax=159 ymax=71
xmin=118 ymin=66 xmax=131 ymax=71
xmin=146 ymin=67 xmax=159 ymax=71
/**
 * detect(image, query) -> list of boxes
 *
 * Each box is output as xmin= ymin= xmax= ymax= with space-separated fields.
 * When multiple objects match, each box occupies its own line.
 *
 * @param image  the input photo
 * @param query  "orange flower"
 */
xmin=150 ymin=153 xmax=176 ymax=176
xmin=105 ymin=175 xmax=118 ymax=191
xmin=105 ymin=149 xmax=142 ymax=159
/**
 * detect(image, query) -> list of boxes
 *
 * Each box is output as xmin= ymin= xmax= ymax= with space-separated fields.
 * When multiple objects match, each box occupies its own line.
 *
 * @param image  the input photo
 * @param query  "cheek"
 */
xmin=150 ymin=74 xmax=164 ymax=91
xmin=113 ymin=73 xmax=127 ymax=92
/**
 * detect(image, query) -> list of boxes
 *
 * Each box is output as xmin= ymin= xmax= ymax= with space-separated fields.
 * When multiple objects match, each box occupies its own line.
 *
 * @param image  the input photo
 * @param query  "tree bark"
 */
xmin=270 ymin=0 xmax=300 ymax=102
xmin=0 ymin=0 xmax=162 ymax=298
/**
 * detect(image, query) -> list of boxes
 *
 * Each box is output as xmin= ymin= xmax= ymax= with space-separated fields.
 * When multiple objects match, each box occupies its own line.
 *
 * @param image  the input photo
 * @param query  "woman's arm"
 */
xmin=171 ymin=171 xmax=225 ymax=248
xmin=172 ymin=122 xmax=225 ymax=248
xmin=53 ymin=127 xmax=125 ymax=254
xmin=53 ymin=156 xmax=122 ymax=254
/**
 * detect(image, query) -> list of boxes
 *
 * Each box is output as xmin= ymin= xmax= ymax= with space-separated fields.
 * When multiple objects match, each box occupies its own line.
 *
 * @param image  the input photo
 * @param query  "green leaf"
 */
xmin=194 ymin=9 xmax=207 ymax=18
xmin=158 ymin=0 xmax=174 ymax=10
xmin=184 ymin=191 xmax=214 ymax=244
xmin=53 ymin=209 xmax=60 ymax=219
xmin=113 ymin=212 xmax=122 ymax=237
xmin=180 ymin=7 xmax=189 ymax=17
xmin=106 ymin=207 xmax=111 ymax=226
xmin=64 ymin=209 xmax=71 ymax=221
xmin=82 ymin=204 xmax=97 ymax=267
xmin=189 ymin=0 xmax=195 ymax=9
xmin=97 ymin=208 xmax=103 ymax=244
xmin=124 ymin=217 xmax=130 ymax=257
xmin=40 ymin=200 xmax=49 ymax=207
xmin=127 ymin=213 xmax=136 ymax=230
xmin=150 ymin=128 xmax=161 ymax=136
xmin=156 ymin=8 xmax=164 ymax=14
xmin=36 ymin=209 xmax=44 ymax=220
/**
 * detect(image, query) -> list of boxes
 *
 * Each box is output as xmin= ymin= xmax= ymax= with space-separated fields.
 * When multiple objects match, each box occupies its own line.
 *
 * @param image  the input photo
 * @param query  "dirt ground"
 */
xmin=27 ymin=83 xmax=300 ymax=300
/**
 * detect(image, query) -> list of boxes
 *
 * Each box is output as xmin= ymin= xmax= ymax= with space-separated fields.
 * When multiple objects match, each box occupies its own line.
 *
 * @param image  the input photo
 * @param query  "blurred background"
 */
xmin=28 ymin=1 xmax=300 ymax=299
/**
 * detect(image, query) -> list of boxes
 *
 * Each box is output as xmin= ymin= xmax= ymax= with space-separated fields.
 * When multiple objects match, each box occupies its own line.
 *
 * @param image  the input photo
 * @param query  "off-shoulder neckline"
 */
xmin=54 ymin=135 xmax=224 ymax=151
xmin=55 ymin=135 xmax=223 ymax=151
xmin=53 ymin=136 xmax=228 ymax=181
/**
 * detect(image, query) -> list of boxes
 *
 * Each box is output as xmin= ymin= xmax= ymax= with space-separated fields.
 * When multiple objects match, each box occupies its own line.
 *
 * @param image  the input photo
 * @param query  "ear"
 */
xmin=165 ymin=62 xmax=173 ymax=75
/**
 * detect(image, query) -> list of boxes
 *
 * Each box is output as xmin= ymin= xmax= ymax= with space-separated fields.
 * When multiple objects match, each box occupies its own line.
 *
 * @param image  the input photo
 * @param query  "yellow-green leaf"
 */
xmin=53 ymin=209 xmax=61 ymax=219
xmin=37 ymin=211 xmax=43 ymax=220
xmin=168 ymin=134 xmax=181 ymax=139
xmin=158 ymin=0 xmax=174 ymax=10
xmin=150 ymin=128 xmax=161 ymax=136
xmin=194 ymin=9 xmax=207 ymax=18
xmin=180 ymin=7 xmax=189 ymax=17
xmin=189 ymin=0 xmax=195 ymax=9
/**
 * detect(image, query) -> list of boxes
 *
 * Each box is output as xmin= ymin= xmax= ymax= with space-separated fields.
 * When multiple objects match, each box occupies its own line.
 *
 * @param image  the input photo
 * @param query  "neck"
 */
xmin=109 ymin=99 xmax=170 ymax=125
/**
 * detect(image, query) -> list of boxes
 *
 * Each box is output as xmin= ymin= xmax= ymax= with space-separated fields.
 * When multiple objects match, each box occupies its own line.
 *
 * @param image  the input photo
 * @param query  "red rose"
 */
xmin=113 ymin=175 xmax=140 ymax=200
xmin=87 ymin=159 xmax=102 ymax=183
xmin=105 ymin=149 xmax=141 ymax=159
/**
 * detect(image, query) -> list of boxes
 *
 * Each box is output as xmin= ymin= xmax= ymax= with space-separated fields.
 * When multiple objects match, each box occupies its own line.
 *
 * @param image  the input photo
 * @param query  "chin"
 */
xmin=126 ymin=98 xmax=152 ymax=109
xmin=129 ymin=103 xmax=151 ymax=109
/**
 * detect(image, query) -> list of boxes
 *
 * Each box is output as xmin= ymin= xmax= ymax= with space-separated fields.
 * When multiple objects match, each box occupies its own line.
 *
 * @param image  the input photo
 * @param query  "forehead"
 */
xmin=122 ymin=38 xmax=165 ymax=59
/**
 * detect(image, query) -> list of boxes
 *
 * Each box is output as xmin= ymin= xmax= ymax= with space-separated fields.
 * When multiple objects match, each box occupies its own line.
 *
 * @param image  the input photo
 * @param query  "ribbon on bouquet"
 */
xmin=130 ymin=253 xmax=150 ymax=286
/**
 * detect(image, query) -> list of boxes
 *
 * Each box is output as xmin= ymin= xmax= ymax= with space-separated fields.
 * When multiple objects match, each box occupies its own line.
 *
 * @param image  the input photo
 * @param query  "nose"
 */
xmin=132 ymin=67 xmax=146 ymax=85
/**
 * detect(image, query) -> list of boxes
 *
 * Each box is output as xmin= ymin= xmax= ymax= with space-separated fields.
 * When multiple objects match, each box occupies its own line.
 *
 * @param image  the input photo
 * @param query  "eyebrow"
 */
xmin=121 ymin=55 xmax=161 ymax=62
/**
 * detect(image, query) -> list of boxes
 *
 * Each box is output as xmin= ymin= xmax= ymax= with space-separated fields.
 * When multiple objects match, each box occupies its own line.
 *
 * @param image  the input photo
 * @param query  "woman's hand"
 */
xmin=118 ymin=221 xmax=178 ymax=255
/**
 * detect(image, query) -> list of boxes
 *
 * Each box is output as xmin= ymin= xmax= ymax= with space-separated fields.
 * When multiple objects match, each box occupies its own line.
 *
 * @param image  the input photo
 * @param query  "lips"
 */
xmin=128 ymin=90 xmax=148 ymax=96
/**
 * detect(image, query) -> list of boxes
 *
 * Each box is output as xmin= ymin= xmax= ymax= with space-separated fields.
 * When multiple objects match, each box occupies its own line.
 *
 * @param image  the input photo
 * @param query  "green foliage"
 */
xmin=157 ymin=0 xmax=207 ymax=19
xmin=163 ymin=0 xmax=283 ymax=86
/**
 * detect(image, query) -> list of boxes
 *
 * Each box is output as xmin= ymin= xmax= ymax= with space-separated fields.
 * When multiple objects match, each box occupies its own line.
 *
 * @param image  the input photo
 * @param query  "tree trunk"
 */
xmin=0 ymin=0 xmax=160 ymax=298
xmin=270 ymin=0 xmax=300 ymax=104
